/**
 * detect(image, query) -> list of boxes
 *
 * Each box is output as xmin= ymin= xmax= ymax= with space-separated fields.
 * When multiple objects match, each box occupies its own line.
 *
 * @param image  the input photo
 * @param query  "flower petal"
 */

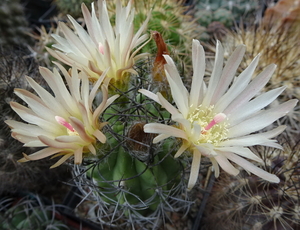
xmin=152 ymin=134 xmax=171 ymax=143
xmin=144 ymin=123 xmax=188 ymax=140
xmin=227 ymin=86 xmax=286 ymax=125
xmin=187 ymin=149 xmax=202 ymax=190
xmin=164 ymin=55 xmax=190 ymax=117
xmin=216 ymin=147 xmax=263 ymax=163
xmin=69 ymin=116 xmax=95 ymax=143
xmin=189 ymin=39 xmax=205 ymax=108
xmin=228 ymin=99 xmax=298 ymax=138
xmin=202 ymin=40 xmax=224 ymax=107
xmin=174 ymin=143 xmax=189 ymax=158
xmin=223 ymin=151 xmax=280 ymax=183
xmin=38 ymin=135 xmax=79 ymax=150
xmin=214 ymin=153 xmax=239 ymax=176
xmin=73 ymin=147 xmax=84 ymax=165
xmin=93 ymin=129 xmax=106 ymax=143
xmin=215 ymin=54 xmax=260 ymax=112
xmin=50 ymin=153 xmax=73 ymax=168
xmin=10 ymin=102 xmax=60 ymax=134
xmin=157 ymin=92 xmax=179 ymax=116
xmin=210 ymin=157 xmax=220 ymax=178
xmin=18 ymin=148 xmax=62 ymax=161
xmin=224 ymin=64 xmax=276 ymax=114
xmin=138 ymin=89 xmax=161 ymax=105
xmin=210 ymin=44 xmax=246 ymax=104
xmin=221 ymin=126 xmax=286 ymax=147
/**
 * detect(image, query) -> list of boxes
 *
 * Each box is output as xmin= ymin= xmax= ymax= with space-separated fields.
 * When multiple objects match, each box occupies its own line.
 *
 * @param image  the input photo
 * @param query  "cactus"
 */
xmin=195 ymin=0 xmax=260 ymax=40
xmin=196 ymin=0 xmax=259 ymax=25
xmin=73 ymin=73 xmax=192 ymax=229
xmin=54 ymin=0 xmax=94 ymax=18
xmin=0 ymin=47 xmax=71 ymax=198
xmin=202 ymin=135 xmax=300 ymax=230
xmin=0 ymin=195 xmax=69 ymax=229
xmin=62 ymin=32 xmax=193 ymax=228
xmin=0 ymin=0 xmax=33 ymax=47
xmin=4 ymin=0 xmax=299 ymax=229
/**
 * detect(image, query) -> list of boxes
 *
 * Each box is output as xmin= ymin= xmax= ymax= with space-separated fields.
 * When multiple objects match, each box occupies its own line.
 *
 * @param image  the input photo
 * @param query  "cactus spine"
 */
xmin=74 ymin=74 xmax=192 ymax=228
xmin=202 ymin=136 xmax=300 ymax=230
xmin=0 ymin=0 xmax=32 ymax=47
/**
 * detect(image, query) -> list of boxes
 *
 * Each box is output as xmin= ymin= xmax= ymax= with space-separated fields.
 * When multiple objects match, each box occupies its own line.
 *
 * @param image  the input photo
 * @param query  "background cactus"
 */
xmin=0 ymin=47 xmax=71 ymax=201
xmin=53 ymin=0 xmax=93 ymax=18
xmin=195 ymin=0 xmax=260 ymax=40
xmin=201 ymin=134 xmax=300 ymax=230
xmin=0 ymin=195 xmax=69 ymax=229
xmin=0 ymin=0 xmax=33 ymax=47
xmin=196 ymin=0 xmax=260 ymax=25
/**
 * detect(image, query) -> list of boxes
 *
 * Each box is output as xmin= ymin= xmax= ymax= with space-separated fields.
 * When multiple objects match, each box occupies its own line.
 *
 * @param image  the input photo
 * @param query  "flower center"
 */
xmin=187 ymin=105 xmax=229 ymax=145
xmin=55 ymin=116 xmax=79 ymax=136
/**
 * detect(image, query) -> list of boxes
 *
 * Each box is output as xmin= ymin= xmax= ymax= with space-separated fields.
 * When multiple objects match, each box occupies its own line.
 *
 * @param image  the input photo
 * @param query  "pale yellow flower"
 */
xmin=5 ymin=64 xmax=118 ymax=168
xmin=139 ymin=39 xmax=298 ymax=190
xmin=47 ymin=0 xmax=150 ymax=82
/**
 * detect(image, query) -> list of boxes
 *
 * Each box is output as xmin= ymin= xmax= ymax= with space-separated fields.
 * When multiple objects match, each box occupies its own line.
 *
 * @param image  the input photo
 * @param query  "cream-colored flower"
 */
xmin=47 ymin=0 xmax=150 ymax=82
xmin=139 ymin=39 xmax=298 ymax=190
xmin=5 ymin=64 xmax=119 ymax=168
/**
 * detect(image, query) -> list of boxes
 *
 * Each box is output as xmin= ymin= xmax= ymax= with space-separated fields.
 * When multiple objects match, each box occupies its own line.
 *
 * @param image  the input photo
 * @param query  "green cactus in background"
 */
xmin=213 ymin=8 xmax=233 ymax=27
xmin=195 ymin=0 xmax=260 ymax=40
xmin=196 ymin=8 xmax=232 ymax=28
xmin=0 ymin=0 xmax=33 ymax=47
xmin=0 ymin=195 xmax=69 ymax=230
xmin=54 ymin=0 xmax=94 ymax=18
xmin=196 ymin=0 xmax=259 ymax=24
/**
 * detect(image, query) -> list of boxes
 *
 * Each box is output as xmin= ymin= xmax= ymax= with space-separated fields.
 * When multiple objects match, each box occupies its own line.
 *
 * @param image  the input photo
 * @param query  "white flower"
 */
xmin=139 ymin=39 xmax=298 ymax=190
xmin=47 ymin=0 xmax=150 ymax=82
xmin=5 ymin=63 xmax=119 ymax=168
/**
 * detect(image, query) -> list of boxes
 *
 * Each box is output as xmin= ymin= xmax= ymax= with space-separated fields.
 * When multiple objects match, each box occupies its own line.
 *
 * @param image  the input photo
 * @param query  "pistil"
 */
xmin=55 ymin=116 xmax=75 ymax=132
xmin=204 ymin=113 xmax=226 ymax=131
